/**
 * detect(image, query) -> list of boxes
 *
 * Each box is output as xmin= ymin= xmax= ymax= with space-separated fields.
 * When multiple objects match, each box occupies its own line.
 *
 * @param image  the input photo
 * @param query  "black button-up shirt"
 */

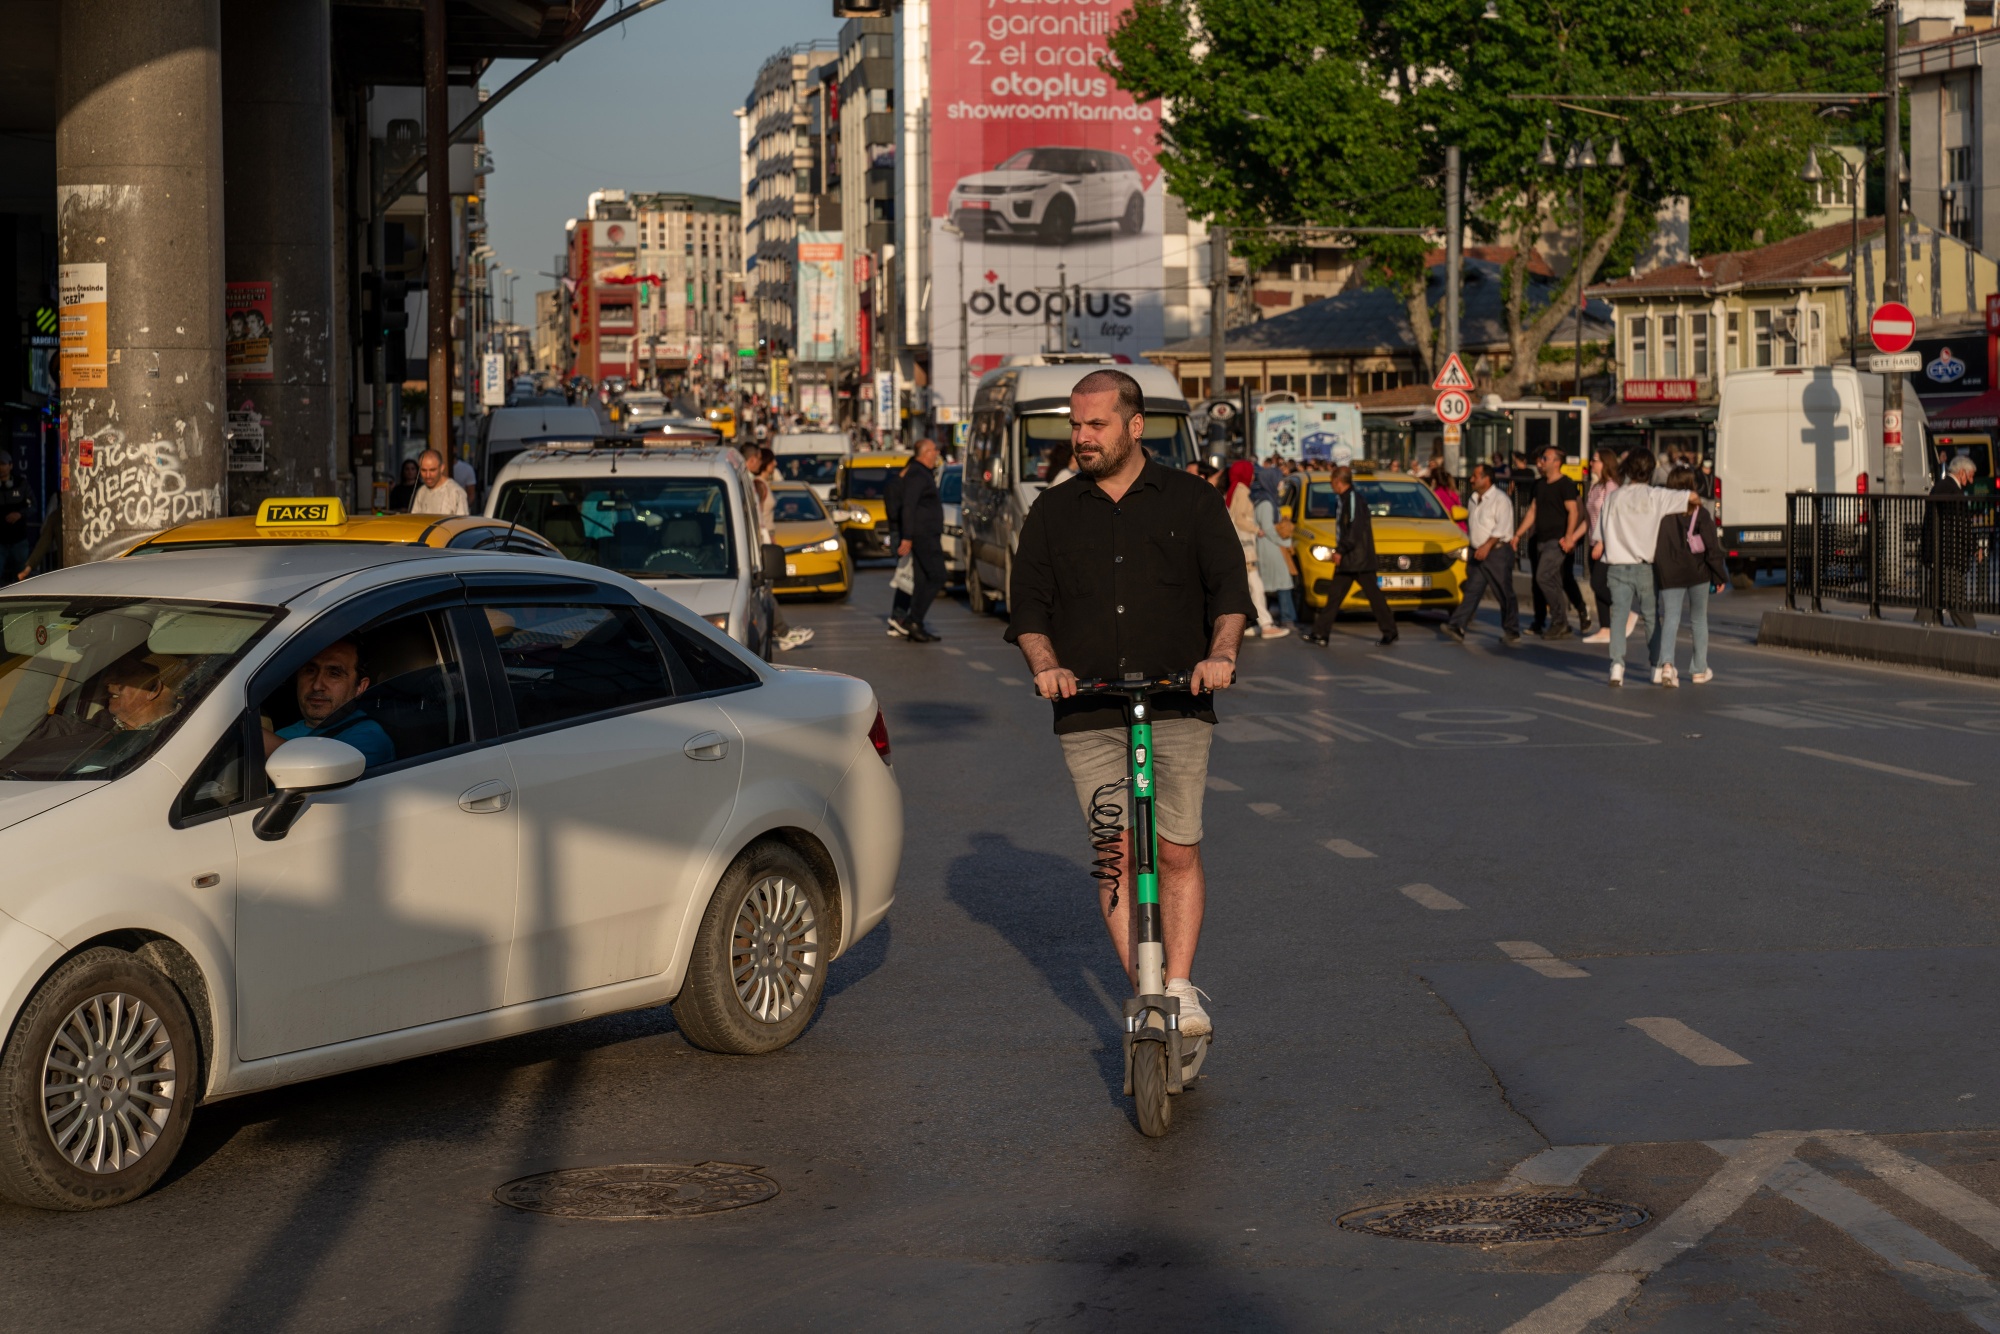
xmin=1005 ymin=458 xmax=1255 ymax=734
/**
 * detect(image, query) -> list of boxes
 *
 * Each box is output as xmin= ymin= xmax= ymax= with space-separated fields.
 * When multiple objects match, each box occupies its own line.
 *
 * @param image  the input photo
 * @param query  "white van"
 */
xmin=477 ymin=403 xmax=606 ymax=489
xmin=485 ymin=442 xmax=781 ymax=657
xmin=771 ymin=432 xmax=850 ymax=502
xmin=1714 ymin=367 xmax=1932 ymax=575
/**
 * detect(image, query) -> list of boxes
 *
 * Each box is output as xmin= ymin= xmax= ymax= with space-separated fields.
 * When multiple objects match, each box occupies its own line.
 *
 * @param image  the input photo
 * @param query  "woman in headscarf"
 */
xmin=1222 ymin=460 xmax=1290 ymax=639
xmin=1248 ymin=460 xmax=1297 ymax=628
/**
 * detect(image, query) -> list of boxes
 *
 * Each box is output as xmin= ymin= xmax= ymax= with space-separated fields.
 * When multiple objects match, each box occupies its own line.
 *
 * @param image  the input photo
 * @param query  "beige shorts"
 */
xmin=1058 ymin=716 xmax=1214 ymax=847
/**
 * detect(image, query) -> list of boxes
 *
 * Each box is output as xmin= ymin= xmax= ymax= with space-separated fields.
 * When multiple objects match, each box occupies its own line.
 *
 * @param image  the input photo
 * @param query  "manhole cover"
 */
xmin=1338 ymin=1194 xmax=1650 ymax=1244
xmin=493 ymin=1162 xmax=779 ymax=1220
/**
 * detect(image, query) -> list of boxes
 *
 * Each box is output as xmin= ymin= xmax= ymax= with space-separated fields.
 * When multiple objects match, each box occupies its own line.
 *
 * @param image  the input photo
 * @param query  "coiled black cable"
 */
xmin=1088 ymin=778 xmax=1127 ymax=909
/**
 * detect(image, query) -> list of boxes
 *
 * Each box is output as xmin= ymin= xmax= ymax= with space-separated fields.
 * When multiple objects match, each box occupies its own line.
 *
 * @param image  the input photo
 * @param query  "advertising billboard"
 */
xmin=1256 ymin=401 xmax=1364 ymax=464
xmin=796 ymin=231 xmax=845 ymax=363
xmin=930 ymin=0 xmax=1163 ymax=412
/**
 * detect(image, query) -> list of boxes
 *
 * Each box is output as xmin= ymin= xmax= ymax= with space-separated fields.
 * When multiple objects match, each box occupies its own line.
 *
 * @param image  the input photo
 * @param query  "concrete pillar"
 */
xmin=57 ymin=0 xmax=227 ymax=563
xmin=222 ymin=0 xmax=335 ymax=513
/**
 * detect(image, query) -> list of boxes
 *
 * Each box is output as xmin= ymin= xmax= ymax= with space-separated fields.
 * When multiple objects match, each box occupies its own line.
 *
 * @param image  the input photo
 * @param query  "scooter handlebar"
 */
xmin=1043 ymin=672 xmax=1196 ymax=698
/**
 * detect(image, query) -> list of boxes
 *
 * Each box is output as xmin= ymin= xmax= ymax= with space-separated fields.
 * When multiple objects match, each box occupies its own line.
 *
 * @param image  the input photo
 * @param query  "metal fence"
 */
xmin=1785 ymin=491 xmax=2000 ymax=619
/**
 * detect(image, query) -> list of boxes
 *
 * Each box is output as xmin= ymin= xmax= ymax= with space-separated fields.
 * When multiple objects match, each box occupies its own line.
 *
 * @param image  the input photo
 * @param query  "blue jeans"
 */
xmin=1270 ymin=588 xmax=1297 ymax=625
xmin=1655 ymin=582 xmax=1711 ymax=676
xmin=1606 ymin=564 xmax=1658 ymax=668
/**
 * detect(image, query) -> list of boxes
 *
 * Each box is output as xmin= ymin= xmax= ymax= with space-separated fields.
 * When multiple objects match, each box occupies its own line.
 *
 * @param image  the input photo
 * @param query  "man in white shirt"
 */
xmin=451 ymin=456 xmax=479 ymax=512
xmin=408 ymin=449 xmax=469 ymax=516
xmin=1442 ymin=463 xmax=1519 ymax=644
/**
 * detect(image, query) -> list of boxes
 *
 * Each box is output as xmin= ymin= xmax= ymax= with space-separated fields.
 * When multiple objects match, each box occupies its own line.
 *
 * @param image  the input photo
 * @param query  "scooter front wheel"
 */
xmin=1132 ymin=1039 xmax=1171 ymax=1137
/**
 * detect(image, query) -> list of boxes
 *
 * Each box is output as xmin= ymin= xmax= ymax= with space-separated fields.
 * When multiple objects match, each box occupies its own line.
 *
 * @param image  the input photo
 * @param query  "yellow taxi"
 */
xmin=833 ymin=451 xmax=913 ymax=560
xmin=1289 ymin=470 xmax=1470 ymax=616
xmin=768 ymin=481 xmax=853 ymax=599
xmin=706 ymin=406 xmax=737 ymax=439
xmin=117 ymin=497 xmax=564 ymax=558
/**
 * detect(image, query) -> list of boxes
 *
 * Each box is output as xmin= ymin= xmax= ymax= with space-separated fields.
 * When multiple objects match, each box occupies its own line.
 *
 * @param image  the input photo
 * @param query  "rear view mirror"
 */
xmin=255 ymin=736 xmax=366 ymax=841
xmin=761 ymin=543 xmax=786 ymax=585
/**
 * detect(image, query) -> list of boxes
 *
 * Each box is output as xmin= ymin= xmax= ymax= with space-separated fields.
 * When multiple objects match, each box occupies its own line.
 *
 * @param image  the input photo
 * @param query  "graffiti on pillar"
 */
xmin=69 ymin=416 xmax=224 ymax=561
xmin=226 ymin=282 xmax=274 ymax=380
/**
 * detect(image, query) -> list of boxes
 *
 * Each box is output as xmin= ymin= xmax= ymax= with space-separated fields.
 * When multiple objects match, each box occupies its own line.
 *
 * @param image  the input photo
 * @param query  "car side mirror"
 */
xmin=254 ymin=736 xmax=366 ymax=841
xmin=761 ymin=542 xmax=785 ymax=586
xmin=1451 ymin=505 xmax=1468 ymax=522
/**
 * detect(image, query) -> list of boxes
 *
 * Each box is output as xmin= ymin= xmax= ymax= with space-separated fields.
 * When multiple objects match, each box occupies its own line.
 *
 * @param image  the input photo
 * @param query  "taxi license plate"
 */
xmin=786 ymin=562 xmax=798 ymax=575
xmin=1379 ymin=574 xmax=1430 ymax=590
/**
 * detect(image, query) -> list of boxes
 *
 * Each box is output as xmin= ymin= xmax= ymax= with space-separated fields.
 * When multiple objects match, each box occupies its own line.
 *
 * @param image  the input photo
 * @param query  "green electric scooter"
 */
xmin=1066 ymin=672 xmax=1212 ymax=1136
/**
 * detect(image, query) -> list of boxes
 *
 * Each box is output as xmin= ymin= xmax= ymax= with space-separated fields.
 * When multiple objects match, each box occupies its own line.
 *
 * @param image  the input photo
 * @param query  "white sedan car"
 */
xmin=0 ymin=544 xmax=900 ymax=1209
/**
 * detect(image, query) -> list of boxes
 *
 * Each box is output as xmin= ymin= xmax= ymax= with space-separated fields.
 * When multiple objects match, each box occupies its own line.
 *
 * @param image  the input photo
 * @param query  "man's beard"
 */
xmin=1076 ymin=428 xmax=1135 ymax=478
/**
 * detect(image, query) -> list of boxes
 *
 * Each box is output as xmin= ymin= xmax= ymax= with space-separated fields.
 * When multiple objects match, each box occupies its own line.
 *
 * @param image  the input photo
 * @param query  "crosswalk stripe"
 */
xmin=1628 ymin=1017 xmax=1750 ymax=1066
xmin=1834 ymin=1133 xmax=2000 ymax=1250
xmin=1496 ymin=941 xmax=1590 ymax=979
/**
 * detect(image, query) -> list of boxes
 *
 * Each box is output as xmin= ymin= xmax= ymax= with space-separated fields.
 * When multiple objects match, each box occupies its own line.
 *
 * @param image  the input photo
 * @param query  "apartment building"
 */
xmin=738 ymin=41 xmax=839 ymax=367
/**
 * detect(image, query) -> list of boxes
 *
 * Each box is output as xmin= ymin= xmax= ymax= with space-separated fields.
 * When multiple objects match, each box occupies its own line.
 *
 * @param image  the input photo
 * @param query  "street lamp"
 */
xmin=1539 ymin=124 xmax=1623 ymax=396
xmin=1802 ymin=149 xmax=1865 ymax=367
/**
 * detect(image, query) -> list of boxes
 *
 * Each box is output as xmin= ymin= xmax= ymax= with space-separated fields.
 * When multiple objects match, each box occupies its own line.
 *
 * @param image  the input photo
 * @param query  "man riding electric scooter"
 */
xmin=1007 ymin=369 xmax=1253 ymax=1125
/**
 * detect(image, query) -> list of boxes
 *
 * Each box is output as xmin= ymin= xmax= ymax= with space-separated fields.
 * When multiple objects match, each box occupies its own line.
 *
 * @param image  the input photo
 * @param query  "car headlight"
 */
xmin=1454 ymin=546 xmax=1471 ymax=563
xmin=816 ymin=537 xmax=841 ymax=553
xmin=1309 ymin=544 xmax=1335 ymax=562
xmin=704 ymin=613 xmax=730 ymax=631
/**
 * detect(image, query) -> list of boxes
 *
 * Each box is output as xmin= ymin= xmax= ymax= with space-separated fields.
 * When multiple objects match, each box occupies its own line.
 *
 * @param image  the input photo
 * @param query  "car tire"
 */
xmin=1039 ymin=194 xmax=1075 ymax=245
xmin=966 ymin=560 xmax=988 ymax=614
xmin=0 ymin=947 xmax=200 ymax=1211
xmin=1120 ymin=192 xmax=1145 ymax=235
xmin=672 ymin=841 xmax=831 ymax=1055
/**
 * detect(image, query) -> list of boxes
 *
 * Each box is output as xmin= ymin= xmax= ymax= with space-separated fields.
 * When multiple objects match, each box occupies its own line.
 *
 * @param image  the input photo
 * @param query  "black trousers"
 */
xmin=1447 ymin=547 xmax=1520 ymax=634
xmin=1311 ymin=569 xmax=1396 ymax=637
xmin=906 ymin=539 xmax=946 ymax=629
xmin=1528 ymin=537 xmax=1588 ymax=628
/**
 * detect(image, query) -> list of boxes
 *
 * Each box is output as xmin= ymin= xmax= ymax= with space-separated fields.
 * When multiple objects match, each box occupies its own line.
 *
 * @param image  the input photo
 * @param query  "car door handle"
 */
xmin=458 ymin=780 xmax=512 ymax=813
xmin=684 ymin=732 xmax=729 ymax=761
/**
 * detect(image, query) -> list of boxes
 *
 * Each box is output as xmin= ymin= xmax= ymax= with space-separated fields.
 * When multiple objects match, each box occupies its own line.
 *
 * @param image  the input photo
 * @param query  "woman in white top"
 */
xmin=1595 ymin=448 xmax=1701 ymax=686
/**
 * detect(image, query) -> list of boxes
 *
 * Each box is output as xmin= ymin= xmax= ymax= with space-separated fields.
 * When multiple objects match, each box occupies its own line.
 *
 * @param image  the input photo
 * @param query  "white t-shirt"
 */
xmin=452 ymin=459 xmax=476 ymax=491
xmin=410 ymin=477 xmax=469 ymax=517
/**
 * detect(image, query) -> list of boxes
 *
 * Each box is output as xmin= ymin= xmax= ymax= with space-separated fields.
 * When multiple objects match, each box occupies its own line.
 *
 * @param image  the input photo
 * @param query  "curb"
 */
xmin=1757 ymin=608 xmax=2000 ymax=679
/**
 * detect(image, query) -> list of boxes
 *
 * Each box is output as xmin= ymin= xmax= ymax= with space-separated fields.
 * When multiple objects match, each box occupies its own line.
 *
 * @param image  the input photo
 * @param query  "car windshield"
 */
xmin=771 ymin=490 xmax=826 ymax=523
xmin=777 ymin=454 xmax=843 ymax=487
xmin=843 ymin=466 xmax=898 ymax=500
xmin=493 ymin=477 xmax=738 ymax=579
xmin=1303 ymin=479 xmax=1449 ymax=521
xmin=1019 ymin=413 xmax=1197 ymax=479
xmin=939 ymin=465 xmax=962 ymax=504
xmin=0 ymin=598 xmax=273 ymax=781
xmin=999 ymin=148 xmax=1079 ymax=173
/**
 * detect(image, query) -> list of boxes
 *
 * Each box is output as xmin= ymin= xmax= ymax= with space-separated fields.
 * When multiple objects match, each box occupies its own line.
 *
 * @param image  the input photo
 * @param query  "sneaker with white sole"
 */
xmin=1165 ymin=978 xmax=1212 ymax=1038
xmin=1659 ymin=664 xmax=1679 ymax=688
xmin=1609 ymin=662 xmax=1625 ymax=686
xmin=1583 ymin=628 xmax=1611 ymax=643
xmin=1690 ymin=669 xmax=1714 ymax=684
xmin=1650 ymin=666 xmax=1666 ymax=685
xmin=776 ymin=628 xmax=815 ymax=651
xmin=885 ymin=618 xmax=908 ymax=638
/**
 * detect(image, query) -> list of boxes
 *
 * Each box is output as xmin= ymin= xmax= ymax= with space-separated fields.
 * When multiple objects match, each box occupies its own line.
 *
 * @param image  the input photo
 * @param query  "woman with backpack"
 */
xmin=1652 ymin=465 xmax=1727 ymax=685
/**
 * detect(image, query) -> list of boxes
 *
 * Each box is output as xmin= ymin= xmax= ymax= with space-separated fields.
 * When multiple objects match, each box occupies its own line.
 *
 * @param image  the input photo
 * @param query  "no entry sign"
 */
xmin=1870 ymin=302 xmax=1916 ymax=354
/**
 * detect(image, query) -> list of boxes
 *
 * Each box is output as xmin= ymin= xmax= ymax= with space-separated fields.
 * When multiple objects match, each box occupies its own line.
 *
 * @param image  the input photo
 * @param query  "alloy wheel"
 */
xmin=42 ymin=992 xmax=178 ymax=1174
xmin=731 ymin=875 xmax=821 ymax=1024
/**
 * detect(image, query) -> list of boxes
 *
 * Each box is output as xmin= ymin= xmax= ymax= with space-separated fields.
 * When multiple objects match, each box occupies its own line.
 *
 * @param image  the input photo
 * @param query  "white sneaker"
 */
xmin=1260 ymin=624 xmax=1292 ymax=640
xmin=1583 ymin=628 xmax=1611 ymax=643
xmin=1691 ymin=669 xmax=1714 ymax=684
xmin=885 ymin=618 xmax=908 ymax=638
xmin=1609 ymin=662 xmax=1625 ymax=686
xmin=1166 ymin=978 xmax=1212 ymax=1038
xmin=1659 ymin=664 xmax=1679 ymax=688
xmin=1650 ymin=666 xmax=1665 ymax=685
xmin=776 ymin=628 xmax=815 ymax=651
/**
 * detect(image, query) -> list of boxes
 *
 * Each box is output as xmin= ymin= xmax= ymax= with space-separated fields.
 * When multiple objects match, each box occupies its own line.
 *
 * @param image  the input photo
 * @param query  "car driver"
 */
xmin=263 ymin=638 xmax=395 ymax=770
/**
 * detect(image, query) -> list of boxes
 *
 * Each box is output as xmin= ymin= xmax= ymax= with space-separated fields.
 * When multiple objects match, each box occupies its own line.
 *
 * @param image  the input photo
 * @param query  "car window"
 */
xmin=647 ymin=609 xmax=760 ymax=693
xmin=1302 ymin=480 xmax=1448 ymax=521
xmin=256 ymin=609 xmax=470 ymax=776
xmin=175 ymin=720 xmax=247 ymax=822
xmin=486 ymin=604 xmax=675 ymax=730
xmin=0 ymin=599 xmax=273 ymax=782
xmin=776 ymin=454 xmax=842 ymax=487
xmin=939 ymin=466 xmax=962 ymax=504
xmin=492 ymin=476 xmax=738 ymax=579
xmin=841 ymin=466 xmax=897 ymax=500
xmin=771 ymin=490 xmax=826 ymax=523
xmin=1000 ymin=148 xmax=1077 ymax=174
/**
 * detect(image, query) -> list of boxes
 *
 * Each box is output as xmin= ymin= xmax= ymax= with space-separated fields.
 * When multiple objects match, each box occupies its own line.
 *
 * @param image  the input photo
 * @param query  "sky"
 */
xmin=481 ymin=0 xmax=844 ymax=323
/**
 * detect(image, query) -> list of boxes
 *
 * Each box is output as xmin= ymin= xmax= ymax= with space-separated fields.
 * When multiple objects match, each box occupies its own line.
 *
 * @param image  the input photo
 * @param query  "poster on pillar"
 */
xmin=931 ymin=1 xmax=1164 ymax=415
xmin=58 ymin=263 xmax=107 ymax=390
xmin=226 ymin=282 xmax=274 ymax=381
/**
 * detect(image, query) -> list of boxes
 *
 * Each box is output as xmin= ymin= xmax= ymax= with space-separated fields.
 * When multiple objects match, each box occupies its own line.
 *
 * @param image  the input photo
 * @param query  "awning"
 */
xmin=1591 ymin=401 xmax=1717 ymax=427
xmin=1925 ymin=384 xmax=2000 ymax=428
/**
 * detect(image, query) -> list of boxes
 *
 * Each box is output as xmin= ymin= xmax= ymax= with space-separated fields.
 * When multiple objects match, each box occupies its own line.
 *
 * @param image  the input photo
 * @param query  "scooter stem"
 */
xmin=1130 ymin=696 xmax=1166 ymax=997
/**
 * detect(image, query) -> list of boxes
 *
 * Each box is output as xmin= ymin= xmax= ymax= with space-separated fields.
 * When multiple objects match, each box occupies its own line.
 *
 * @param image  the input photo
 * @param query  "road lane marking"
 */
xmin=1715 ymin=705 xmax=1842 ymax=729
xmin=1534 ymin=692 xmax=1652 ymax=719
xmin=1398 ymin=883 xmax=1466 ymax=911
xmin=1831 ymin=1133 xmax=2000 ymax=1249
xmin=1766 ymin=1159 xmax=2000 ymax=1332
xmin=1783 ymin=746 xmax=1972 ymax=786
xmin=998 ymin=677 xmax=1025 ymax=685
xmin=1505 ymin=1135 xmax=1804 ymax=1334
xmin=966 ymin=660 xmax=994 ymax=672
xmin=1501 ymin=1144 xmax=1608 ymax=1193
xmin=1628 ymin=1017 xmax=1750 ymax=1066
xmin=1380 ymin=658 xmax=1452 ymax=675
xmin=1496 ymin=941 xmax=1590 ymax=979
xmin=941 ymin=645 xmax=964 ymax=656
xmin=1205 ymin=775 xmax=1242 ymax=792
xmin=1247 ymin=801 xmax=1290 ymax=821
xmin=1323 ymin=839 xmax=1375 ymax=859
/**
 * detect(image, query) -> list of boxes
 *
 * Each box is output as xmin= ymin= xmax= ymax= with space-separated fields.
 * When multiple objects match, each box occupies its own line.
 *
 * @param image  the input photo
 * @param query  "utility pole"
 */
xmin=424 ymin=0 xmax=452 ymax=455
xmin=1882 ymin=10 xmax=1906 ymax=494
xmin=1209 ymin=225 xmax=1227 ymax=453
xmin=1444 ymin=146 xmax=1463 ymax=476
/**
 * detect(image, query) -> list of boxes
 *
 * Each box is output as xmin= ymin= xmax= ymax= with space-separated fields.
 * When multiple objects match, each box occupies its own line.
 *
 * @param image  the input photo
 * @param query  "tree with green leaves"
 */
xmin=1106 ymin=0 xmax=1880 ymax=395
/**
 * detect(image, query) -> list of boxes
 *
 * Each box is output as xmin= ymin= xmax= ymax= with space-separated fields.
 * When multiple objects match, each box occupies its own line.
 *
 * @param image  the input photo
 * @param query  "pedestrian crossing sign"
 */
xmin=1432 ymin=353 xmax=1474 ymax=392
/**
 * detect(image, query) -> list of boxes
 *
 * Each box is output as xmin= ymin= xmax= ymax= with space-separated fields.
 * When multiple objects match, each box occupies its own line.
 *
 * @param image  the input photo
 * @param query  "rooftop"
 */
xmin=1589 ymin=217 xmax=1887 ymax=300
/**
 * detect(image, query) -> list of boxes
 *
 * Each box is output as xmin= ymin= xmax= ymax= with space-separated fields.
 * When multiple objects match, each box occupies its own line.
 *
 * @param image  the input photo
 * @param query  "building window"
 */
xmin=1692 ymin=313 xmax=1710 ymax=378
xmin=1946 ymin=146 xmax=1974 ymax=240
xmin=1628 ymin=315 xmax=1649 ymax=379
xmin=1309 ymin=372 xmax=1348 ymax=397
xmin=1660 ymin=314 xmax=1680 ymax=379
xmin=1753 ymin=309 xmax=1773 ymax=367
xmin=1809 ymin=306 xmax=1823 ymax=363
xmin=1817 ymin=171 xmax=1851 ymax=210
xmin=1726 ymin=310 xmax=1740 ymax=369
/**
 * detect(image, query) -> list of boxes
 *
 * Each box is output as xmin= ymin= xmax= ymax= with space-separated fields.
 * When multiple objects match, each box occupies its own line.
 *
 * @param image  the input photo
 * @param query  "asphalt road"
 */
xmin=4 ymin=568 xmax=2000 ymax=1332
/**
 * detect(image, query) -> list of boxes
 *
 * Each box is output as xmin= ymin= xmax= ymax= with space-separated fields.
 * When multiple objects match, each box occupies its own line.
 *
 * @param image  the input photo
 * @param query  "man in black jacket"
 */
xmin=1303 ymin=466 xmax=1397 ymax=645
xmin=1923 ymin=456 xmax=1979 ymax=629
xmin=893 ymin=438 xmax=946 ymax=642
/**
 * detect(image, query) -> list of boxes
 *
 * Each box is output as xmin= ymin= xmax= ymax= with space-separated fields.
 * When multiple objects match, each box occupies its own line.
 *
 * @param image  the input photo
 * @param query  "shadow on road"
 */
xmin=945 ymin=831 xmax=1129 ymax=1112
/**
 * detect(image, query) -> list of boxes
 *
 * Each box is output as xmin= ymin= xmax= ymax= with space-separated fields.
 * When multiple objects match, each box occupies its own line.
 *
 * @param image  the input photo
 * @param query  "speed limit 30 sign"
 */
xmin=1435 ymin=388 xmax=1472 ymax=425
